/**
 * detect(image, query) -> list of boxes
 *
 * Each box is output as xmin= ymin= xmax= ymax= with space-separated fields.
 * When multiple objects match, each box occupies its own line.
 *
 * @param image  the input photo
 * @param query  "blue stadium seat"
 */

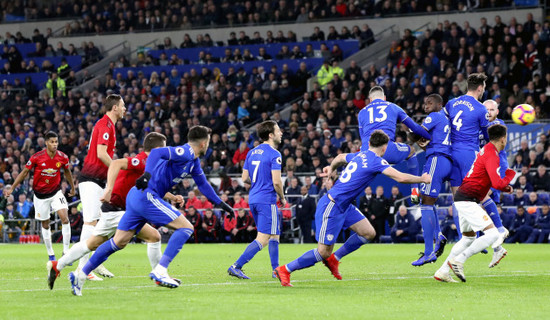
xmin=502 ymin=194 xmax=514 ymax=206
xmin=507 ymin=208 xmax=517 ymax=216
xmin=538 ymin=193 xmax=549 ymax=205
xmin=437 ymin=209 xmax=447 ymax=220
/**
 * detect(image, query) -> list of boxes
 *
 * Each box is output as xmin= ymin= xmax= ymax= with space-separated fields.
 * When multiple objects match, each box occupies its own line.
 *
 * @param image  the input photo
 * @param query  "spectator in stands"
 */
xmin=516 ymin=140 xmax=530 ymax=166
xmin=232 ymin=208 xmax=254 ymax=243
xmin=185 ymin=207 xmax=202 ymax=243
xmin=507 ymin=206 xmax=535 ymax=243
xmin=68 ymin=206 xmax=83 ymax=241
xmin=199 ymin=209 xmax=220 ymax=243
xmin=527 ymin=192 xmax=543 ymax=207
xmin=387 ymin=186 xmax=404 ymax=227
xmin=196 ymin=195 xmax=214 ymax=210
xmin=46 ymin=72 xmax=66 ymax=97
xmin=295 ymin=185 xmax=316 ymax=243
xmin=285 ymin=177 xmax=301 ymax=204
xmin=390 ymin=205 xmax=419 ymax=243
xmin=316 ymin=59 xmax=332 ymax=89
xmin=14 ymin=194 xmax=32 ymax=219
xmin=185 ymin=190 xmax=202 ymax=209
xmin=227 ymin=179 xmax=245 ymax=195
xmin=232 ymin=142 xmax=249 ymax=166
xmin=526 ymin=204 xmax=550 ymax=243
xmin=514 ymin=175 xmax=534 ymax=193
xmin=532 ymin=165 xmax=550 ymax=191
xmin=511 ymin=154 xmax=524 ymax=170
xmin=369 ymin=186 xmax=388 ymax=242
xmin=514 ymin=188 xmax=528 ymax=206
xmin=2 ymin=203 xmax=22 ymax=243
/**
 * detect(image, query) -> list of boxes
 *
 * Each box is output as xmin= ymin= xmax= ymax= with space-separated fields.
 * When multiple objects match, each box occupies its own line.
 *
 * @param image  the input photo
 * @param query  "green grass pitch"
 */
xmin=1 ymin=243 xmax=549 ymax=319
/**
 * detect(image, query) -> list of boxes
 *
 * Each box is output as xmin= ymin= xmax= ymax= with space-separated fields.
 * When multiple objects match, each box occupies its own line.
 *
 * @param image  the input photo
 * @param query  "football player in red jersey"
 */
xmin=5 ymin=131 xmax=76 ymax=261
xmin=77 ymin=94 xmax=125 ymax=280
xmin=434 ymin=124 xmax=516 ymax=283
xmin=47 ymin=133 xmax=182 ymax=289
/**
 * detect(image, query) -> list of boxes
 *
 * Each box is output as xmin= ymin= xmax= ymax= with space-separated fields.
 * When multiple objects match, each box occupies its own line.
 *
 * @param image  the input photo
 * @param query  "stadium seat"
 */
xmin=538 ymin=193 xmax=549 ymax=205
xmin=502 ymin=194 xmax=515 ymax=206
xmin=507 ymin=208 xmax=517 ymax=216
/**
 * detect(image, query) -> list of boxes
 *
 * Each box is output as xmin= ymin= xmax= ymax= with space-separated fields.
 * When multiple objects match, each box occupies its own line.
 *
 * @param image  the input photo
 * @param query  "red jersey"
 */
xmin=457 ymin=142 xmax=516 ymax=202
xmin=25 ymin=149 xmax=69 ymax=198
xmin=80 ymin=115 xmax=116 ymax=184
xmin=110 ymin=152 xmax=148 ymax=209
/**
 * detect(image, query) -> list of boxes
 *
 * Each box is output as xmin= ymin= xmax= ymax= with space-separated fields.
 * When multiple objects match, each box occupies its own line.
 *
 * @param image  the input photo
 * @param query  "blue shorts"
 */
xmin=315 ymin=195 xmax=366 ymax=245
xmin=250 ymin=203 xmax=281 ymax=235
xmin=420 ymin=155 xmax=452 ymax=198
xmin=382 ymin=141 xmax=411 ymax=164
xmin=450 ymin=149 xmax=477 ymax=187
xmin=118 ymin=187 xmax=181 ymax=232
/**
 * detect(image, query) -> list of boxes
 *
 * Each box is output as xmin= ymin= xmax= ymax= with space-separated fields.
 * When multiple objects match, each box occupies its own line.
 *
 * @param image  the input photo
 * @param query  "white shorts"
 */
xmin=93 ymin=210 xmax=125 ymax=238
xmin=455 ymin=201 xmax=492 ymax=233
xmin=33 ymin=190 xmax=69 ymax=221
xmin=78 ymin=181 xmax=104 ymax=222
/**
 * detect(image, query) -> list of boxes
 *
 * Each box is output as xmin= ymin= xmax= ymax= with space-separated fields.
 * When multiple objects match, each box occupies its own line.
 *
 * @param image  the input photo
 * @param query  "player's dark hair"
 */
xmin=369 ymin=130 xmax=389 ymax=148
xmin=104 ymin=94 xmax=122 ymax=111
xmin=257 ymin=120 xmax=277 ymax=142
xmin=467 ymin=73 xmax=487 ymax=92
xmin=368 ymin=86 xmax=384 ymax=98
xmin=45 ymin=131 xmax=58 ymax=140
xmin=143 ymin=132 xmax=167 ymax=152
xmin=187 ymin=125 xmax=212 ymax=143
xmin=488 ymin=124 xmax=507 ymax=141
xmin=427 ymin=93 xmax=443 ymax=106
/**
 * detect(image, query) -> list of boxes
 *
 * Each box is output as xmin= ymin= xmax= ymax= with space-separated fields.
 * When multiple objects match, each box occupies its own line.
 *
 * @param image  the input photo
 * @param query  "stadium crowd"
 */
xmin=1 ymin=0 xmax=517 ymax=29
xmin=1 ymin=11 xmax=550 ymax=245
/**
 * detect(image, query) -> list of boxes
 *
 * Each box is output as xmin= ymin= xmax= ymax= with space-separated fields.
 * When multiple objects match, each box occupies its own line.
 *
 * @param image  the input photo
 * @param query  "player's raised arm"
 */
xmin=402 ymin=117 xmax=431 ymax=141
xmin=382 ymin=167 xmax=431 ymax=184
xmin=322 ymin=153 xmax=354 ymax=177
xmin=4 ymin=167 xmax=30 ymax=197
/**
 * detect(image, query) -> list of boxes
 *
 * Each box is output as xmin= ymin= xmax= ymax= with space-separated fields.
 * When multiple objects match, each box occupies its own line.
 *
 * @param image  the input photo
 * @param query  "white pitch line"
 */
xmin=1 ymin=273 xmax=549 ymax=293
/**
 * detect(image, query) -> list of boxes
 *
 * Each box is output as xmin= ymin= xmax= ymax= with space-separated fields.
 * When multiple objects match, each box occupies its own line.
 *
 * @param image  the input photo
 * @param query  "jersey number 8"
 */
xmin=339 ymin=162 xmax=358 ymax=183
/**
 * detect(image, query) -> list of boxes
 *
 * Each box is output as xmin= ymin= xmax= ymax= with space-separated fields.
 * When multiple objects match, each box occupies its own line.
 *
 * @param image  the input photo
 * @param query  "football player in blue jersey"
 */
xmin=227 ymin=120 xmax=286 ymax=279
xmin=411 ymin=94 xmax=452 ymax=266
xmin=358 ymin=86 xmax=432 ymax=204
xmin=68 ymin=126 xmax=235 ymax=295
xmin=481 ymin=99 xmax=509 ymax=268
xmin=274 ymin=131 xmax=431 ymax=287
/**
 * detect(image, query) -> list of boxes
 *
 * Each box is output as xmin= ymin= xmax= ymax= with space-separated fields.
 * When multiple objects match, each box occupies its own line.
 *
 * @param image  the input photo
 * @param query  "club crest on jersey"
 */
xmin=175 ymin=147 xmax=185 ymax=156
xmin=327 ymin=234 xmax=334 ymax=241
xmin=103 ymin=133 xmax=109 ymax=140
xmin=56 ymin=162 xmax=61 ymax=168
xmin=425 ymin=117 xmax=432 ymax=124
xmin=132 ymin=158 xmax=140 ymax=166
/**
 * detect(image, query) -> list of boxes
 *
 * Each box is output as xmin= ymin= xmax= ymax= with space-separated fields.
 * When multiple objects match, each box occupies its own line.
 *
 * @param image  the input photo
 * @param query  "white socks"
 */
xmin=42 ymin=227 xmax=54 ymax=256
xmin=456 ymin=228 xmax=500 ymax=264
xmin=77 ymin=224 xmax=95 ymax=269
xmin=438 ymin=236 xmax=475 ymax=274
xmin=62 ymin=223 xmax=71 ymax=254
xmin=58 ymin=241 xmax=92 ymax=271
xmin=147 ymin=241 xmax=162 ymax=269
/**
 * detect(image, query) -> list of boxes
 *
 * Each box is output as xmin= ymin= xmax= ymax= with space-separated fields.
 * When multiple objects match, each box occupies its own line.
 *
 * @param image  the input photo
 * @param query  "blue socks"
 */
xmin=159 ymin=228 xmax=193 ymax=268
xmin=452 ymin=204 xmax=462 ymax=240
xmin=482 ymin=198 xmax=505 ymax=232
xmin=406 ymin=154 xmax=419 ymax=190
xmin=268 ymin=239 xmax=279 ymax=270
xmin=432 ymin=205 xmax=441 ymax=236
xmin=334 ymin=234 xmax=369 ymax=260
xmin=286 ymin=249 xmax=323 ymax=272
xmin=83 ymin=238 xmax=120 ymax=275
xmin=234 ymin=239 xmax=263 ymax=269
xmin=420 ymin=205 xmax=436 ymax=255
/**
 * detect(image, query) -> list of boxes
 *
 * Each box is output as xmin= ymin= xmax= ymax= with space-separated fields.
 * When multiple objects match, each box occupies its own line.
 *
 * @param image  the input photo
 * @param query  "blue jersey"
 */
xmin=145 ymin=144 xmax=202 ymax=196
xmin=329 ymin=150 xmax=390 ymax=210
xmin=421 ymin=110 xmax=451 ymax=157
xmin=445 ymin=95 xmax=489 ymax=152
xmin=243 ymin=143 xmax=282 ymax=205
xmin=358 ymin=99 xmax=409 ymax=148
xmin=480 ymin=118 xmax=508 ymax=177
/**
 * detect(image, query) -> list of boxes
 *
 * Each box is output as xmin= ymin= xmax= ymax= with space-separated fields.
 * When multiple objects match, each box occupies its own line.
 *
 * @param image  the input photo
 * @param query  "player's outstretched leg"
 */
xmin=329 ymin=233 xmax=370 ymax=278
xmin=68 ymin=270 xmax=86 ymax=296
xmin=276 ymin=248 xmax=323 ymax=287
xmin=47 ymin=241 xmax=92 ymax=290
xmin=434 ymin=235 xmax=475 ymax=282
xmin=450 ymin=227 xmax=499 ymax=281
xmin=413 ymin=205 xmax=438 ymax=266
xmin=432 ymin=205 xmax=447 ymax=257
xmin=150 ymin=227 xmax=193 ymax=288
xmin=268 ymin=238 xmax=279 ymax=278
xmin=41 ymin=224 xmax=56 ymax=261
xmin=228 ymin=239 xmax=263 ymax=279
